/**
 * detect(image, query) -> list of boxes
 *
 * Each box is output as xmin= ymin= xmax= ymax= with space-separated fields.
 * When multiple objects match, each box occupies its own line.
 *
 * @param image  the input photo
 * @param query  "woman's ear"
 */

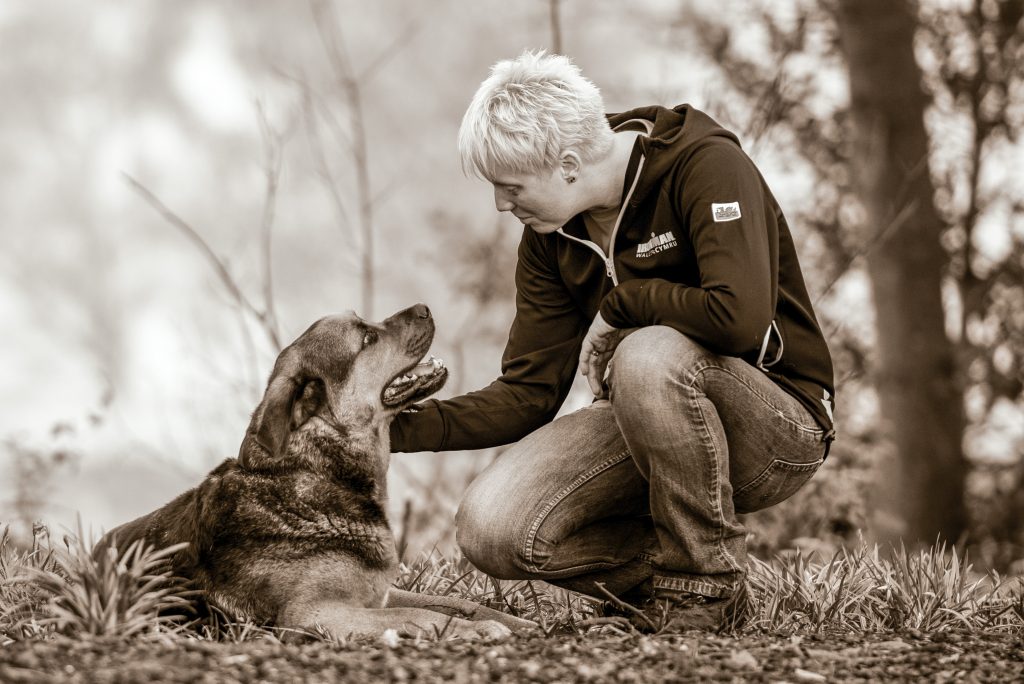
xmin=560 ymin=150 xmax=582 ymax=183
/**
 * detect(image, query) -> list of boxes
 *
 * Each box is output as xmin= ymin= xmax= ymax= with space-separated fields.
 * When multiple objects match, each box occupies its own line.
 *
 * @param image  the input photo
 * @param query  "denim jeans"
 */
xmin=455 ymin=326 xmax=828 ymax=600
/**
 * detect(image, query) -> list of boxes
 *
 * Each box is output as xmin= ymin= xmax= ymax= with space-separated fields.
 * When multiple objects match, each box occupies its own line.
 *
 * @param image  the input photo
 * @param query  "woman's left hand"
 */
xmin=578 ymin=312 xmax=635 ymax=399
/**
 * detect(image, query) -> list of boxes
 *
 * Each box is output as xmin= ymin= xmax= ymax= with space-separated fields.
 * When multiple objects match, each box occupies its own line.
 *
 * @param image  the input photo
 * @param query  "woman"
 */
xmin=391 ymin=50 xmax=836 ymax=631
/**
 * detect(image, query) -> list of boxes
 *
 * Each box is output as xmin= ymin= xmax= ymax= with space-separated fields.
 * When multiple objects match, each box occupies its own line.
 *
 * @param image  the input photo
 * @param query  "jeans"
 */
xmin=455 ymin=326 xmax=828 ymax=600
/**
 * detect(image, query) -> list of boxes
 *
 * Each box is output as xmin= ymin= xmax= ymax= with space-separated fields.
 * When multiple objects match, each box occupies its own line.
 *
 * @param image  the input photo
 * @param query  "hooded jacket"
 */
xmin=391 ymin=105 xmax=835 ymax=453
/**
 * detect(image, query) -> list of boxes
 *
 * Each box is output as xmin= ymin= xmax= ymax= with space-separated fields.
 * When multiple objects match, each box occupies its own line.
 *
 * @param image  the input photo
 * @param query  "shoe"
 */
xmin=627 ymin=583 xmax=749 ymax=633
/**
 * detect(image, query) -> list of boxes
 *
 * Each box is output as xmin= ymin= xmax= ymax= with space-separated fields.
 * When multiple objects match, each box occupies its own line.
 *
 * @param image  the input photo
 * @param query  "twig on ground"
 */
xmin=593 ymin=582 xmax=656 ymax=632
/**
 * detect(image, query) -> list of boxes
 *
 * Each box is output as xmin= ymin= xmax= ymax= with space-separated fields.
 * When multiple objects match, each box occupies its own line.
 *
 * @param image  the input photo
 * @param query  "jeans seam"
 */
xmin=684 ymin=375 xmax=744 ymax=576
xmin=653 ymin=576 xmax=736 ymax=598
xmin=692 ymin=363 xmax=823 ymax=435
xmin=521 ymin=449 xmax=633 ymax=573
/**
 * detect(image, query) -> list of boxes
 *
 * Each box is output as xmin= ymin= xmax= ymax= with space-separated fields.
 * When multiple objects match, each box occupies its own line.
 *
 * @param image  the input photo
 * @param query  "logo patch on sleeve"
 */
xmin=712 ymin=202 xmax=742 ymax=222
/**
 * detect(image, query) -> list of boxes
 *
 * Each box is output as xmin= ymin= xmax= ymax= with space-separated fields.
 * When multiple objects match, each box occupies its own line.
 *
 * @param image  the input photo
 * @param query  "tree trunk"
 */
xmin=834 ymin=0 xmax=967 ymax=544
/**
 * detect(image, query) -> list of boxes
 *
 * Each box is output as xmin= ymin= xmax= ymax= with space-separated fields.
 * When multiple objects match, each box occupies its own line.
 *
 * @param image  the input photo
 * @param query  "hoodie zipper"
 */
xmin=557 ymin=155 xmax=646 ymax=288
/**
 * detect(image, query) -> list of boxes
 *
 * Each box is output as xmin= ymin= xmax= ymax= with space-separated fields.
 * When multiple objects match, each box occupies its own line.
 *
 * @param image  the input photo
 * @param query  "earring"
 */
xmin=567 ymin=176 xmax=577 ymax=184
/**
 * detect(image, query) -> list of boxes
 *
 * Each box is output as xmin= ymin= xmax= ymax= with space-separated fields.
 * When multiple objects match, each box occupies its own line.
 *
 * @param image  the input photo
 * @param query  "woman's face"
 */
xmin=488 ymin=166 xmax=581 ymax=234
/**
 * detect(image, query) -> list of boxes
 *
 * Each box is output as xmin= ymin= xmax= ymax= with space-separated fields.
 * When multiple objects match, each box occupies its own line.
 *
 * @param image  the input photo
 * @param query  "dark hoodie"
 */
xmin=391 ymin=105 xmax=835 ymax=453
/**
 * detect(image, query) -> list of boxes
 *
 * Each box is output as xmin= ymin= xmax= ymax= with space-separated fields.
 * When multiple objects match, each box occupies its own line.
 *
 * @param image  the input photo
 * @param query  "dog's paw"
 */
xmin=499 ymin=614 xmax=543 ymax=634
xmin=461 ymin=619 xmax=512 ymax=642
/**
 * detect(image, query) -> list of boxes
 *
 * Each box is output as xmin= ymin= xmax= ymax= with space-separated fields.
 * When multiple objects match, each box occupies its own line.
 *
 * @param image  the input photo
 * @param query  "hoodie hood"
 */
xmin=607 ymin=105 xmax=741 ymax=206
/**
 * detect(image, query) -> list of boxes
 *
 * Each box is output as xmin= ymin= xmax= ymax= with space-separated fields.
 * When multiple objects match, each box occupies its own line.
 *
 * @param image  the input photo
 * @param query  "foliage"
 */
xmin=917 ymin=0 xmax=1024 ymax=564
xmin=0 ymin=525 xmax=60 ymax=643
xmin=2 ymin=529 xmax=1020 ymax=647
xmin=747 ymin=541 xmax=1023 ymax=634
xmin=918 ymin=0 xmax=1024 ymax=413
xmin=3 ymin=525 xmax=194 ymax=642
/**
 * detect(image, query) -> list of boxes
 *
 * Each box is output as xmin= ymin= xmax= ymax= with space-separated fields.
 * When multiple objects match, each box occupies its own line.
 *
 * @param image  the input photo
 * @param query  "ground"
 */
xmin=2 ymin=629 xmax=1022 ymax=683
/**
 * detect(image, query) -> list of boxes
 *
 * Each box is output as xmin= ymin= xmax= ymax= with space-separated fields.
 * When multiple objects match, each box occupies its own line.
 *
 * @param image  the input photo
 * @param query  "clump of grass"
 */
xmin=3 ymin=524 xmax=195 ymax=641
xmin=746 ymin=542 xmax=1024 ymax=634
xmin=1 ymin=524 xmax=61 ymax=643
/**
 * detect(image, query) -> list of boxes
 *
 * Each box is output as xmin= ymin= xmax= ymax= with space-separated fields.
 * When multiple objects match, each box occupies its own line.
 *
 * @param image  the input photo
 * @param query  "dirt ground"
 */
xmin=1 ymin=629 xmax=1022 ymax=683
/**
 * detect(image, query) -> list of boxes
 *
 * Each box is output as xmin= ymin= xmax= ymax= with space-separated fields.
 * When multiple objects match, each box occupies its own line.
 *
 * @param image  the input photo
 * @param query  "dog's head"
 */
xmin=240 ymin=303 xmax=447 ymax=463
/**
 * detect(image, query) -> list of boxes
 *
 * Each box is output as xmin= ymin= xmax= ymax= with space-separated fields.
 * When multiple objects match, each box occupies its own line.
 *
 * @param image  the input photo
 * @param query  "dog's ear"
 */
xmin=249 ymin=373 xmax=301 ymax=461
xmin=291 ymin=378 xmax=325 ymax=431
xmin=242 ymin=374 xmax=327 ymax=465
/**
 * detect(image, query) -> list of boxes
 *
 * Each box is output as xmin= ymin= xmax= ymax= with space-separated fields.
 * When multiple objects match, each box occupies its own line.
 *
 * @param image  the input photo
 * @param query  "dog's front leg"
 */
xmin=386 ymin=588 xmax=539 ymax=633
xmin=279 ymin=600 xmax=512 ymax=642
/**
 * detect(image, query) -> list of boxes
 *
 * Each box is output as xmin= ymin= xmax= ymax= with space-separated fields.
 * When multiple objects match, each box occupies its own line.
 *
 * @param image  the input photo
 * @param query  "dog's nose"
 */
xmin=412 ymin=304 xmax=431 ymax=319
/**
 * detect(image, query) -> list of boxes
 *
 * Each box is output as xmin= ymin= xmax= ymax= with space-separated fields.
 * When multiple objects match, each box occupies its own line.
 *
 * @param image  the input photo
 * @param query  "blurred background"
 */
xmin=1 ymin=0 xmax=1022 ymax=569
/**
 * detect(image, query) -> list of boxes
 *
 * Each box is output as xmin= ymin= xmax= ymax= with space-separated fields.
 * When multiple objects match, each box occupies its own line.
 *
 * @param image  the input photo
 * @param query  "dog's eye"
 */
xmin=362 ymin=330 xmax=378 ymax=347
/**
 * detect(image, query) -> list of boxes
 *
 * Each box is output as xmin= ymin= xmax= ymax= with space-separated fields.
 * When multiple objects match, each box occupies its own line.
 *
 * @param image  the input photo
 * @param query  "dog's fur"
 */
xmin=100 ymin=304 xmax=534 ymax=641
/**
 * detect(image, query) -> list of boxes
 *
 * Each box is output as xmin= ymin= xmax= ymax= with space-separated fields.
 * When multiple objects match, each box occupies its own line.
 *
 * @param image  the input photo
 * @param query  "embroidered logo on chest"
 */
xmin=636 ymin=231 xmax=678 ymax=258
xmin=712 ymin=202 xmax=742 ymax=222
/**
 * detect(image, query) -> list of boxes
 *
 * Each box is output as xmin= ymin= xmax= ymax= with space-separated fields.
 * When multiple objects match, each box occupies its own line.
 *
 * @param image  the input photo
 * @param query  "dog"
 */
xmin=99 ymin=304 xmax=535 ymax=641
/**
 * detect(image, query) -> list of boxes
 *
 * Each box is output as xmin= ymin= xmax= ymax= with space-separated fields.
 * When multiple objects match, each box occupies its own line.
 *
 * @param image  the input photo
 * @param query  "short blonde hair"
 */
xmin=458 ymin=50 xmax=614 ymax=178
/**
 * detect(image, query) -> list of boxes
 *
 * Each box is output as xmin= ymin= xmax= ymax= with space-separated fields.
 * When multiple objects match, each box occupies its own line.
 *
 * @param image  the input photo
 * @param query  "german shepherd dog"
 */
xmin=100 ymin=304 xmax=534 ymax=641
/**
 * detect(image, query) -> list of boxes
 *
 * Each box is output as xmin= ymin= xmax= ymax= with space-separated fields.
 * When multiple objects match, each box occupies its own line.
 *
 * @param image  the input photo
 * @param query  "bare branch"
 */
xmin=310 ymin=0 xmax=376 ymax=318
xmin=814 ymin=198 xmax=919 ymax=305
xmin=359 ymin=19 xmax=423 ymax=82
xmin=123 ymin=173 xmax=282 ymax=350
xmin=255 ymin=100 xmax=284 ymax=349
xmin=273 ymin=63 xmax=362 ymax=272
xmin=549 ymin=0 xmax=563 ymax=54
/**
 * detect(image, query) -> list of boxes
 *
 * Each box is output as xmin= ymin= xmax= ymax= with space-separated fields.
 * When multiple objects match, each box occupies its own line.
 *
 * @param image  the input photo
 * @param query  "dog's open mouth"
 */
xmin=382 ymin=355 xmax=448 ymax=407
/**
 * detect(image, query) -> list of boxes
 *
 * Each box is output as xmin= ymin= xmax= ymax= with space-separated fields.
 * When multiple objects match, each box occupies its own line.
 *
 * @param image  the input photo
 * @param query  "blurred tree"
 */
xmin=917 ymin=0 xmax=1024 ymax=563
xmin=680 ymin=0 xmax=1024 ymax=553
xmin=834 ymin=0 xmax=967 ymax=544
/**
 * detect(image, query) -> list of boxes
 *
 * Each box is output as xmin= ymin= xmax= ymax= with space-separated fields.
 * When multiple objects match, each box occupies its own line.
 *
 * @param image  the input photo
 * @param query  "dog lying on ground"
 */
xmin=99 ymin=304 xmax=534 ymax=641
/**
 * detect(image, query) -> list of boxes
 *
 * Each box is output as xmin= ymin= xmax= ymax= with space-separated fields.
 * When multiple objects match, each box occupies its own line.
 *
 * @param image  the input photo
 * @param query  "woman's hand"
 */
xmin=578 ymin=312 xmax=635 ymax=398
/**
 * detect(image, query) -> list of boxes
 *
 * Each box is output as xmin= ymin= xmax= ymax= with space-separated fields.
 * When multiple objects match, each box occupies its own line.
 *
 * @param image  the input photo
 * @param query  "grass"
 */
xmin=746 ymin=542 xmax=1024 ymax=633
xmin=1 ymin=525 xmax=1021 ymax=647
xmin=2 ymin=524 xmax=194 ymax=642
xmin=394 ymin=551 xmax=593 ymax=636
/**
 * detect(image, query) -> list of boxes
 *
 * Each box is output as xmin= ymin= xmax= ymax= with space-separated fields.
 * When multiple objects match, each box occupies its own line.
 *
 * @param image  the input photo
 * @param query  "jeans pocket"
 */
xmin=732 ymin=457 xmax=823 ymax=514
